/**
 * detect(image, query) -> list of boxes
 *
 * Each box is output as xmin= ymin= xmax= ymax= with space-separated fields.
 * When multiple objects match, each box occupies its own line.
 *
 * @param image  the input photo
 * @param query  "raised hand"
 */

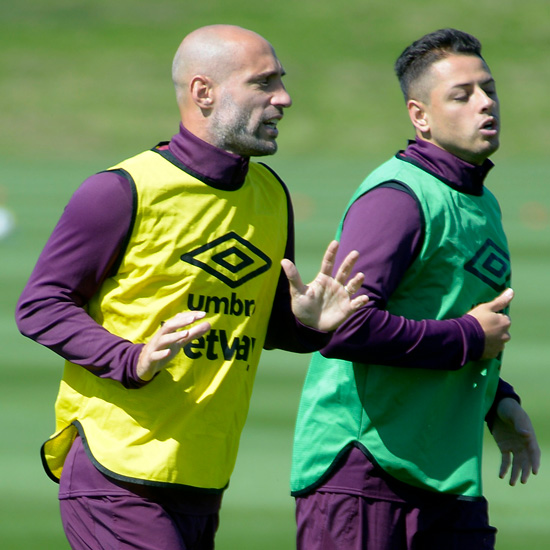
xmin=467 ymin=288 xmax=513 ymax=359
xmin=137 ymin=311 xmax=211 ymax=382
xmin=281 ymin=240 xmax=368 ymax=332
xmin=491 ymin=397 xmax=541 ymax=485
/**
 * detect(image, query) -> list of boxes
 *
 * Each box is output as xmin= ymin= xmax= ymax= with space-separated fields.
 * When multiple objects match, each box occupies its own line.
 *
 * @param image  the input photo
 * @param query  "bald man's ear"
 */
xmin=190 ymin=75 xmax=215 ymax=110
xmin=407 ymin=99 xmax=430 ymax=136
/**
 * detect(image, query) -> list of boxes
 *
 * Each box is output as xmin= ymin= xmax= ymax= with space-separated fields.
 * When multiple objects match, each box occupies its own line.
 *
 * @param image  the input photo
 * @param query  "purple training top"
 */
xmin=15 ymin=127 xmax=518 ymax=508
xmin=305 ymin=138 xmax=519 ymax=499
xmin=15 ymin=124 xmax=328 ymax=387
xmin=15 ymin=124 xmax=331 ymax=510
xmin=323 ymin=138 xmax=518 ymax=421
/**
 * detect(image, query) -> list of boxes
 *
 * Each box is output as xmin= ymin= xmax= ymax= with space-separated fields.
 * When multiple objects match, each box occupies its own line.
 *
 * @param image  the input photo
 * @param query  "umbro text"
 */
xmin=187 ymin=292 xmax=256 ymax=317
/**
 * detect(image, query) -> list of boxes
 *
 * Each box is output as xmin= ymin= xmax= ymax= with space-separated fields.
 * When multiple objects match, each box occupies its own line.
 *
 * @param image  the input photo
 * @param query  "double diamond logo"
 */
xmin=465 ymin=238 xmax=510 ymax=291
xmin=181 ymin=231 xmax=272 ymax=288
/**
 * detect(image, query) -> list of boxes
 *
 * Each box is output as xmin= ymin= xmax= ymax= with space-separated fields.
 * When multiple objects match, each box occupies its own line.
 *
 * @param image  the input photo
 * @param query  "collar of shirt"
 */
xmin=167 ymin=123 xmax=250 ymax=189
xmin=399 ymin=139 xmax=494 ymax=196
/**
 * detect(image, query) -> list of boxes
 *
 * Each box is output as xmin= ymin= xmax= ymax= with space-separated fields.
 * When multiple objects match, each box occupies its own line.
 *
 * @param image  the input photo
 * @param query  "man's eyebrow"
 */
xmin=255 ymin=67 xmax=286 ymax=80
xmin=481 ymin=76 xmax=496 ymax=86
xmin=450 ymin=76 xmax=495 ymax=89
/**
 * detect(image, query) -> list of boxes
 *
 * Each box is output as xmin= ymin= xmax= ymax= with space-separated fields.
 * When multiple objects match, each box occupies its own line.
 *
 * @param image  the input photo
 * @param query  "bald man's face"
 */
xmin=208 ymin=42 xmax=292 ymax=157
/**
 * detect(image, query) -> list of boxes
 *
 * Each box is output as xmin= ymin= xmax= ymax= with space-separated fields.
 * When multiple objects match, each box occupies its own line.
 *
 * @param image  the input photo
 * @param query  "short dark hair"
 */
xmin=394 ymin=28 xmax=483 ymax=101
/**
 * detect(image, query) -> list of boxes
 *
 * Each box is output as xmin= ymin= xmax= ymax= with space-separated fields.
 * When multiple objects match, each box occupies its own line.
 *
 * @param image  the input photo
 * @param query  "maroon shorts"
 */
xmin=296 ymin=491 xmax=496 ymax=550
xmin=295 ymin=447 xmax=496 ymax=550
xmin=58 ymin=436 xmax=221 ymax=550
xmin=60 ymin=494 xmax=219 ymax=550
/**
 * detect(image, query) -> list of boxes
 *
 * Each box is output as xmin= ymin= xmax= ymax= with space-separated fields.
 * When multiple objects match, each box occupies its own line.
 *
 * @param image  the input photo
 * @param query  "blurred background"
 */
xmin=1 ymin=1 xmax=548 ymax=548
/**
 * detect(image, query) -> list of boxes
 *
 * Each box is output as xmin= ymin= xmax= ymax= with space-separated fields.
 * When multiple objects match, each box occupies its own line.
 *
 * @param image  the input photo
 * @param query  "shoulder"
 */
xmin=66 ymin=170 xmax=133 ymax=234
xmin=346 ymin=185 xmax=423 ymax=242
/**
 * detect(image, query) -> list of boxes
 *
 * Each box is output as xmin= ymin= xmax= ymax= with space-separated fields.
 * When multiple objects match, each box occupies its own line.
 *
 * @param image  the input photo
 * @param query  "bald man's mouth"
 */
xmin=264 ymin=116 xmax=282 ymax=137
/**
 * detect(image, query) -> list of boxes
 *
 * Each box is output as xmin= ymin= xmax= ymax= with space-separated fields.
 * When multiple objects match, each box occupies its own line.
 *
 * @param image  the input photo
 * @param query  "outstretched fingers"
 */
xmin=318 ymin=240 xmax=340 ymax=277
xmin=331 ymin=245 xmax=366 ymax=306
xmin=317 ymin=240 xmax=364 ymax=293
xmin=343 ymin=271 xmax=365 ymax=298
xmin=137 ymin=312 xmax=210 ymax=381
xmin=154 ymin=312 xmax=209 ymax=352
xmin=334 ymin=249 xmax=360 ymax=288
xmin=319 ymin=241 xmax=361 ymax=284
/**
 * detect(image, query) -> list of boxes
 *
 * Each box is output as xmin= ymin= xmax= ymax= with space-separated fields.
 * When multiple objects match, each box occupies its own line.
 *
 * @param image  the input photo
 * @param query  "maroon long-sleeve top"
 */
xmin=323 ymin=138 xmax=518 ymax=420
xmin=15 ymin=127 xmax=517 ymax=507
xmin=15 ymin=124 xmax=332 ymax=509
xmin=299 ymin=139 xmax=518 ymax=500
xmin=15 ymin=130 xmax=518 ymax=406
xmin=15 ymin=124 xmax=329 ymax=389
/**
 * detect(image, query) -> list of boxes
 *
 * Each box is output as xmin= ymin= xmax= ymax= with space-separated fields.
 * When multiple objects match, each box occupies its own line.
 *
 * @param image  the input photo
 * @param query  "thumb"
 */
xmin=488 ymin=288 xmax=514 ymax=312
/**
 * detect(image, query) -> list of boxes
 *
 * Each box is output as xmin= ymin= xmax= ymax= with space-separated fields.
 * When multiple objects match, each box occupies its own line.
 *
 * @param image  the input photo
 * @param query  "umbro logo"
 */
xmin=465 ymin=239 xmax=510 ymax=291
xmin=181 ymin=231 xmax=272 ymax=288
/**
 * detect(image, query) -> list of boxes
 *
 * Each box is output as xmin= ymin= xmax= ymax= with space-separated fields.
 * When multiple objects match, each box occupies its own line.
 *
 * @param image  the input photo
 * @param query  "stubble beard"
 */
xmin=209 ymin=94 xmax=277 ymax=157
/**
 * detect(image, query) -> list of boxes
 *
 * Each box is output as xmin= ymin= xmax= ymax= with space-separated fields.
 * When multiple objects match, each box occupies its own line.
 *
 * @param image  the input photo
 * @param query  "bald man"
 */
xmin=16 ymin=25 xmax=367 ymax=550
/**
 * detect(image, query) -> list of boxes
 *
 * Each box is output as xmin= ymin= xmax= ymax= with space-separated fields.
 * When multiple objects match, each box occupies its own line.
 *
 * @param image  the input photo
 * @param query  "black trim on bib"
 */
xmin=103 ymin=168 xmax=139 ymax=277
xmin=291 ymin=441 xmax=485 ymax=503
xmin=72 ymin=421 xmax=228 ymax=494
xmin=153 ymin=145 xmax=245 ymax=191
xmin=344 ymin=179 xmax=426 ymax=266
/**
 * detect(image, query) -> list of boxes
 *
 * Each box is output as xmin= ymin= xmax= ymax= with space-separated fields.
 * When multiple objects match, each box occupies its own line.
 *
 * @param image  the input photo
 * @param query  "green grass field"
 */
xmin=1 ymin=1 xmax=549 ymax=548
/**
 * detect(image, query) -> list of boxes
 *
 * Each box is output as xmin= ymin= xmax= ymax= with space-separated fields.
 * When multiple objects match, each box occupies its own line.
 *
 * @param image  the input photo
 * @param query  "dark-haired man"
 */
xmin=291 ymin=28 xmax=540 ymax=550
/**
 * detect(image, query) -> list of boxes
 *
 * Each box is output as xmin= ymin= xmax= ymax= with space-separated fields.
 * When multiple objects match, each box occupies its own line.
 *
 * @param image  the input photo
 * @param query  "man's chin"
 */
xmin=244 ymin=141 xmax=278 ymax=158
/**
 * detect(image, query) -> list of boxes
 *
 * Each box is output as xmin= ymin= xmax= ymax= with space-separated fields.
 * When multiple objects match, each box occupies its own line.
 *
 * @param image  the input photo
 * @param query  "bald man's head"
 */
xmin=172 ymin=25 xmax=273 ymax=103
xmin=170 ymin=25 xmax=291 ymax=157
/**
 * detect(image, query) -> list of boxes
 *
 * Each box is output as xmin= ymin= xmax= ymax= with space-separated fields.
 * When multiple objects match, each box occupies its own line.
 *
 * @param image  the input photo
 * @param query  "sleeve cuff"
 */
xmin=460 ymin=314 xmax=486 ymax=362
